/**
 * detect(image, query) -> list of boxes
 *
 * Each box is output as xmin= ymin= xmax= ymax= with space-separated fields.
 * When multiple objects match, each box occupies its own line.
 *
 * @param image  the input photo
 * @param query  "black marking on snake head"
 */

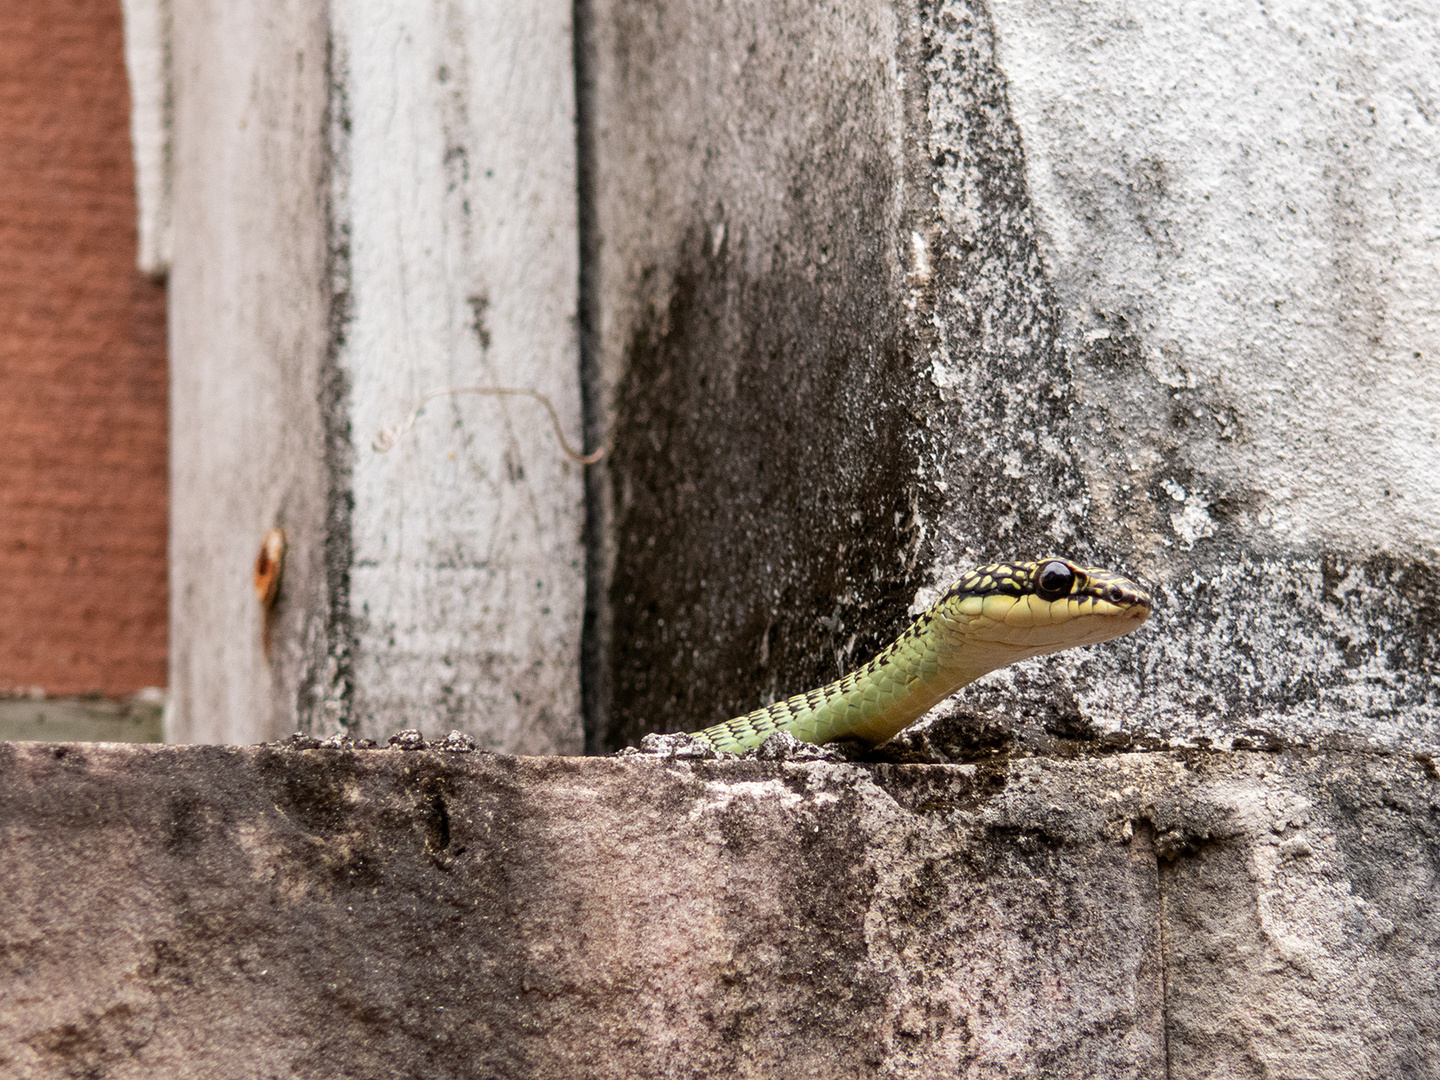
xmin=939 ymin=561 xmax=1035 ymax=603
xmin=1077 ymin=569 xmax=1150 ymax=610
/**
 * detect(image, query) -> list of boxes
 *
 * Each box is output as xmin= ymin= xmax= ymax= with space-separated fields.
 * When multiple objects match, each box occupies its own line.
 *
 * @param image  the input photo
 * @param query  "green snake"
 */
xmin=694 ymin=558 xmax=1151 ymax=754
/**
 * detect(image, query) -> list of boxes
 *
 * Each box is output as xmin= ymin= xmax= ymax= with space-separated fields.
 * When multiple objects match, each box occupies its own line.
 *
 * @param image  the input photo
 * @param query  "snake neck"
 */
xmin=689 ymin=558 xmax=1151 ymax=754
xmin=696 ymin=611 xmax=984 ymax=754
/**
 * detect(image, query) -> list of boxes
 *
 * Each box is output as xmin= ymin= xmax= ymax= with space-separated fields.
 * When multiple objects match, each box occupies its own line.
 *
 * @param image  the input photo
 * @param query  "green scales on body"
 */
xmin=693 ymin=559 xmax=1152 ymax=755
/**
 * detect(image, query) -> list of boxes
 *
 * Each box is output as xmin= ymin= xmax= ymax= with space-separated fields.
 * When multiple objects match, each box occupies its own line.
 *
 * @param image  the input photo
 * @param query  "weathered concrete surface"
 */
xmin=963 ymin=0 xmax=1440 ymax=754
xmin=165 ymin=2 xmax=584 ymax=751
xmin=166 ymin=0 xmax=336 ymax=745
xmin=332 ymin=0 xmax=585 ymax=751
xmin=579 ymin=0 xmax=928 ymax=749
xmin=583 ymin=0 xmax=1440 ymax=755
xmin=2 ymin=741 xmax=1436 ymax=1077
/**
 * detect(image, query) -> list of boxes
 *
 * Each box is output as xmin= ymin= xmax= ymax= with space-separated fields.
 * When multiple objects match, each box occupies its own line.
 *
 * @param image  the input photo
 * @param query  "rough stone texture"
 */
xmin=0 ymin=0 xmax=169 ymax=698
xmin=965 ymin=0 xmax=1440 ymax=754
xmin=2 ymin=741 xmax=1436 ymax=1077
xmin=166 ymin=1 xmax=585 ymax=751
xmin=583 ymin=0 xmax=1440 ymax=755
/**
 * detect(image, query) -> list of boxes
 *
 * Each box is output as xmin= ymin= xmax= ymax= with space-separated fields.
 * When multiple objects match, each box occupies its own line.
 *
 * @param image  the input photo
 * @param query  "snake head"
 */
xmin=937 ymin=558 xmax=1151 ymax=658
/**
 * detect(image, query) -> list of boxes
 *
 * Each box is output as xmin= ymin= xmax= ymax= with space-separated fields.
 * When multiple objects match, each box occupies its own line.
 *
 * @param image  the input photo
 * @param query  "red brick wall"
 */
xmin=0 ymin=0 xmax=168 ymax=695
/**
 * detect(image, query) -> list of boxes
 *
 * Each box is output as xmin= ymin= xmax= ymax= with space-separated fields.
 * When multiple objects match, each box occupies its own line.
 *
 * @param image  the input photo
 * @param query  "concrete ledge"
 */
xmin=1 ymin=742 xmax=1436 ymax=1077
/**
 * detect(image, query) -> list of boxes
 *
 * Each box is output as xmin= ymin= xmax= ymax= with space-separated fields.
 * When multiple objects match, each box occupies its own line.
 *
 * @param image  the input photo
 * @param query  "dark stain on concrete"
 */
xmin=605 ymin=206 xmax=925 ymax=748
xmin=5 ymin=745 xmax=1439 ymax=1075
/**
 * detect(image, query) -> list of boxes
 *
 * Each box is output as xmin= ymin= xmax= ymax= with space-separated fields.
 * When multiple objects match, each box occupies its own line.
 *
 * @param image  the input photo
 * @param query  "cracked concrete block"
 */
xmin=2 ymin=743 xmax=1436 ymax=1077
xmin=582 ymin=0 xmax=1440 ymax=754
xmin=1158 ymin=753 xmax=1440 ymax=1078
xmin=164 ymin=1 xmax=584 ymax=751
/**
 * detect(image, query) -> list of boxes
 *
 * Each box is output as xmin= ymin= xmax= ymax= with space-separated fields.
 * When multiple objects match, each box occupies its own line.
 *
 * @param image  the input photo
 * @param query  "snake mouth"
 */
xmin=1067 ymin=589 xmax=1151 ymax=641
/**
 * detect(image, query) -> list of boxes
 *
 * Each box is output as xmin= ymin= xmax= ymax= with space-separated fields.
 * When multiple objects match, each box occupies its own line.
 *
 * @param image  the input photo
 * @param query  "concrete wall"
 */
xmin=585 ymin=0 xmax=1440 ymax=755
xmin=969 ymin=0 xmax=1440 ymax=754
xmin=165 ymin=0 xmax=584 ymax=752
xmin=159 ymin=0 xmax=1440 ymax=754
xmin=2 ymin=742 xmax=1435 ymax=1078
xmin=166 ymin=0 xmax=336 ymax=745
xmin=580 ymin=0 xmax=927 ymax=749
xmin=333 ymin=0 xmax=585 ymax=753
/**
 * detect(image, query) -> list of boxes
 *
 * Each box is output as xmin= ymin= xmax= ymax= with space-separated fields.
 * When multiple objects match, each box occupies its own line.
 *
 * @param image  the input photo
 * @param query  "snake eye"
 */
xmin=1035 ymin=560 xmax=1075 ymax=601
